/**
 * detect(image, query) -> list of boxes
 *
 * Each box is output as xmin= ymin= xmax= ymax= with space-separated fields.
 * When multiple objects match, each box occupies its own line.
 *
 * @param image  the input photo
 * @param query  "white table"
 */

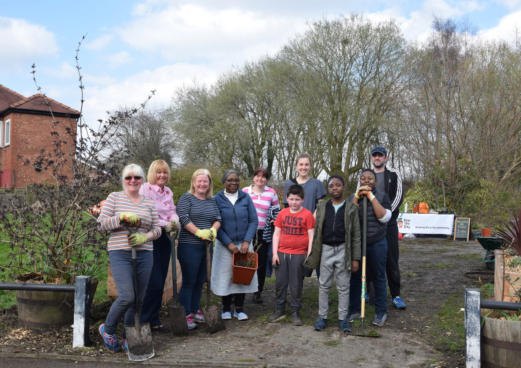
xmin=397 ymin=213 xmax=455 ymax=235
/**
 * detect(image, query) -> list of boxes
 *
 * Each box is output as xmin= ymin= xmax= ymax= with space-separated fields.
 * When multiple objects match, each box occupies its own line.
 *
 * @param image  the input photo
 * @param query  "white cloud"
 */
xmin=0 ymin=17 xmax=58 ymax=69
xmin=85 ymin=34 xmax=114 ymax=51
xmin=117 ymin=3 xmax=307 ymax=64
xmin=478 ymin=9 xmax=521 ymax=44
xmin=107 ymin=51 xmax=133 ymax=68
xmin=495 ymin=0 xmax=521 ymax=9
xmin=82 ymin=62 xmax=220 ymax=124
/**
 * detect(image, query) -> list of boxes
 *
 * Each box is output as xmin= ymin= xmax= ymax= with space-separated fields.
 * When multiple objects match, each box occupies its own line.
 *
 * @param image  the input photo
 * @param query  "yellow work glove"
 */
xmin=119 ymin=212 xmax=140 ymax=226
xmin=210 ymin=227 xmax=217 ymax=241
xmin=195 ymin=228 xmax=212 ymax=240
xmin=129 ymin=233 xmax=148 ymax=247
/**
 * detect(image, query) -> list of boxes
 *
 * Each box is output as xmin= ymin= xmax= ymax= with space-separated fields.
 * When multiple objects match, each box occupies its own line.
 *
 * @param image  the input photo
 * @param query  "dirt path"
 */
xmin=0 ymin=238 xmax=487 ymax=367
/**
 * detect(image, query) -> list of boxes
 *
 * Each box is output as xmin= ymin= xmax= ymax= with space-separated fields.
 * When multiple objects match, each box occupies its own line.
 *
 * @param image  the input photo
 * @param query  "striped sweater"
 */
xmin=177 ymin=193 xmax=221 ymax=246
xmin=98 ymin=191 xmax=161 ymax=251
xmin=242 ymin=185 xmax=280 ymax=229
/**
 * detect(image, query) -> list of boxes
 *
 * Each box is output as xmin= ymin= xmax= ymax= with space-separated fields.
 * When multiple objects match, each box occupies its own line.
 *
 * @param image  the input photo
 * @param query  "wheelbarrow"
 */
xmin=476 ymin=236 xmax=505 ymax=270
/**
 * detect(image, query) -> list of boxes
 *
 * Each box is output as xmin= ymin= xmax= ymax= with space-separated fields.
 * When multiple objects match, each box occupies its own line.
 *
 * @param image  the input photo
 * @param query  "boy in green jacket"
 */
xmin=304 ymin=175 xmax=361 ymax=332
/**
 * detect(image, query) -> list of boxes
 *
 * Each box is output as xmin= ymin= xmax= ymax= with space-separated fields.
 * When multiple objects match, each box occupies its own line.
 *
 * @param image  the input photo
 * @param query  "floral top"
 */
xmin=139 ymin=182 xmax=179 ymax=228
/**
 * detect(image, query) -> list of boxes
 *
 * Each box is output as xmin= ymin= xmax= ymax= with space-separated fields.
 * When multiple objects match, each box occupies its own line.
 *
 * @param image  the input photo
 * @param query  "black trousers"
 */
xmin=222 ymin=294 xmax=245 ymax=312
xmin=386 ymin=219 xmax=401 ymax=298
xmin=255 ymin=230 xmax=268 ymax=293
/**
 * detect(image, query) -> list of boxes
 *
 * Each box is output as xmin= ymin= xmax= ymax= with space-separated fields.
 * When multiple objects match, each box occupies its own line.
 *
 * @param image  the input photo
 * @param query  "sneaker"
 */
xmin=99 ymin=323 xmax=121 ymax=352
xmin=372 ymin=313 xmax=387 ymax=327
xmin=221 ymin=311 xmax=232 ymax=320
xmin=253 ymin=291 xmax=263 ymax=304
xmin=314 ymin=317 xmax=327 ymax=331
xmin=268 ymin=310 xmax=286 ymax=323
xmin=339 ymin=318 xmax=351 ymax=332
xmin=194 ymin=310 xmax=206 ymax=323
xmin=234 ymin=310 xmax=249 ymax=321
xmin=186 ymin=314 xmax=197 ymax=330
xmin=121 ymin=338 xmax=128 ymax=352
xmin=392 ymin=296 xmax=407 ymax=310
xmin=290 ymin=311 xmax=302 ymax=326
xmin=346 ymin=312 xmax=360 ymax=323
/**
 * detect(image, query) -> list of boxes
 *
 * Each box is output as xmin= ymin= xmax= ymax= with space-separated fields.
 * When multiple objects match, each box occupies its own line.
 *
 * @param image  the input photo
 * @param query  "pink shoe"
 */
xmin=194 ymin=310 xmax=205 ymax=323
xmin=186 ymin=314 xmax=197 ymax=330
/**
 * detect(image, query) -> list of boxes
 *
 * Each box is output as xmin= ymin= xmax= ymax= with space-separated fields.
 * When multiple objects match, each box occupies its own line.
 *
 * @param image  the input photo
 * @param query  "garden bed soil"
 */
xmin=0 ymin=238 xmax=486 ymax=367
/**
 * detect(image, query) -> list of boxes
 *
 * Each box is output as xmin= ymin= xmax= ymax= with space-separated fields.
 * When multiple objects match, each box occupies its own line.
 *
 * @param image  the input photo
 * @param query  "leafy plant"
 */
xmin=496 ymin=208 xmax=521 ymax=256
xmin=0 ymin=37 xmax=153 ymax=284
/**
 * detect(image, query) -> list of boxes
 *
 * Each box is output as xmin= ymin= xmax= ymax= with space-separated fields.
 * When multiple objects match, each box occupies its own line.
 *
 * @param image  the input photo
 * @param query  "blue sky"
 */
xmin=1 ymin=0 xmax=521 ymax=123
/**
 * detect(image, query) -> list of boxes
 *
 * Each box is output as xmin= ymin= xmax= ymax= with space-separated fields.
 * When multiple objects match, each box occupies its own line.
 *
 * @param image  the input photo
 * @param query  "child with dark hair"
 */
xmin=269 ymin=184 xmax=315 ymax=325
xmin=305 ymin=175 xmax=361 ymax=332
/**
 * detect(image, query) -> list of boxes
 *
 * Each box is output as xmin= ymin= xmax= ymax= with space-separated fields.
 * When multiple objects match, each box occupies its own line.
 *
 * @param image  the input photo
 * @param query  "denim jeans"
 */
xmin=349 ymin=236 xmax=388 ymax=317
xmin=141 ymin=230 xmax=171 ymax=325
xmin=104 ymin=249 xmax=153 ymax=335
xmin=177 ymin=242 xmax=206 ymax=316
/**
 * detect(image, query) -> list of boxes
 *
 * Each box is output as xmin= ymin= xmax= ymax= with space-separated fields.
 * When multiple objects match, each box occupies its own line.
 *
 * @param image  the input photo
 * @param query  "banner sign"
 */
xmin=397 ymin=213 xmax=455 ymax=235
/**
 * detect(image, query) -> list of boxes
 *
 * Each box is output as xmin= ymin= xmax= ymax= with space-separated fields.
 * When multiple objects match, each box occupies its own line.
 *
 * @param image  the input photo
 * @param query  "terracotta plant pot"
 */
xmin=481 ymin=228 xmax=493 ymax=237
xmin=232 ymin=252 xmax=258 ymax=285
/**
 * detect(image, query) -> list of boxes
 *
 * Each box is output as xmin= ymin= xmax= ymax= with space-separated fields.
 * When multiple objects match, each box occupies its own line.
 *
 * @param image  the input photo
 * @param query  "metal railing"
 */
xmin=0 ymin=276 xmax=92 ymax=348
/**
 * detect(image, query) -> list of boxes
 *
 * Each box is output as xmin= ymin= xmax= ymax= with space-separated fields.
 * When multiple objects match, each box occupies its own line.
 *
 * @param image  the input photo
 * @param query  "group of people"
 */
xmin=95 ymin=146 xmax=404 ymax=352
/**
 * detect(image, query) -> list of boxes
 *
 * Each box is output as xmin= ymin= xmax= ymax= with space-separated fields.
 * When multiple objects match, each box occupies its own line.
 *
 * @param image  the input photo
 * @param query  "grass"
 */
xmin=430 ymin=294 xmax=466 ymax=353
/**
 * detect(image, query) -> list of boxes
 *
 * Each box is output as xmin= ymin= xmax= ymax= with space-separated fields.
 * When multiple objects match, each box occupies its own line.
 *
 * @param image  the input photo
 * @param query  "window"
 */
xmin=0 ymin=120 xmax=3 ymax=147
xmin=4 ymin=119 xmax=10 ymax=146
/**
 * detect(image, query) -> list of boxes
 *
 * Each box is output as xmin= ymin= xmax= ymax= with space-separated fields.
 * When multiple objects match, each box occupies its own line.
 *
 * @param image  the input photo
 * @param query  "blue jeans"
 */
xmin=105 ymin=250 xmax=153 ymax=335
xmin=177 ymin=242 xmax=206 ymax=316
xmin=141 ymin=230 xmax=171 ymax=326
xmin=349 ymin=236 xmax=388 ymax=317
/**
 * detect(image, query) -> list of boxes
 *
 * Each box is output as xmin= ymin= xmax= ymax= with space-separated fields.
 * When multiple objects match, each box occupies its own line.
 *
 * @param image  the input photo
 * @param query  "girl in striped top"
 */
xmin=97 ymin=164 xmax=161 ymax=353
xmin=242 ymin=168 xmax=280 ymax=303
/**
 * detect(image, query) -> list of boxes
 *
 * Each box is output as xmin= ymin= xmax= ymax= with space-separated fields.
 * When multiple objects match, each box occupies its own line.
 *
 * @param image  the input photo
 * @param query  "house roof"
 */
xmin=0 ymin=84 xmax=26 ymax=112
xmin=0 ymin=84 xmax=80 ymax=118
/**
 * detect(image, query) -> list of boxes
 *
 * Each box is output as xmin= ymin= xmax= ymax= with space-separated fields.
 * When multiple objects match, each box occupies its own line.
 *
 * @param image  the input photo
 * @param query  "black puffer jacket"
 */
xmin=353 ymin=189 xmax=391 ymax=244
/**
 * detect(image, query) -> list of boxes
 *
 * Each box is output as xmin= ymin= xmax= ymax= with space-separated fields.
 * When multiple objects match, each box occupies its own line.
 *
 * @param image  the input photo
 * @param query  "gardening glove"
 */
xmin=195 ymin=228 xmax=212 ymax=241
xmin=210 ymin=227 xmax=218 ymax=241
xmin=119 ymin=212 xmax=140 ymax=226
xmin=128 ymin=233 xmax=148 ymax=247
xmin=355 ymin=186 xmax=372 ymax=199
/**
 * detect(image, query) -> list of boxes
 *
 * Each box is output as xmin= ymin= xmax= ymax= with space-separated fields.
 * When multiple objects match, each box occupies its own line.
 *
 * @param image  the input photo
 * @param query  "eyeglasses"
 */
xmin=124 ymin=176 xmax=142 ymax=181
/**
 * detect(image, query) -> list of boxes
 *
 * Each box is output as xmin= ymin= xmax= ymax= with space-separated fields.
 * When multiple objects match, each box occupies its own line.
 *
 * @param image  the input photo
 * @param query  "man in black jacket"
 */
xmin=371 ymin=146 xmax=406 ymax=309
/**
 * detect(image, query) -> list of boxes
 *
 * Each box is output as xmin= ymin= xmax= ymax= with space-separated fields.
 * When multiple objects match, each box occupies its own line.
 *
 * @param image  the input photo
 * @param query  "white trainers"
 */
xmin=221 ymin=311 xmax=232 ymax=320
xmin=233 ymin=310 xmax=248 ymax=321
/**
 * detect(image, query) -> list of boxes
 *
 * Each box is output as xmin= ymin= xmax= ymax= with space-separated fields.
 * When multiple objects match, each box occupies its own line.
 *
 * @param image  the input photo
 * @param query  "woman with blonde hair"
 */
xmin=176 ymin=168 xmax=221 ymax=329
xmin=97 ymin=163 xmax=161 ymax=351
xmin=139 ymin=159 xmax=179 ymax=331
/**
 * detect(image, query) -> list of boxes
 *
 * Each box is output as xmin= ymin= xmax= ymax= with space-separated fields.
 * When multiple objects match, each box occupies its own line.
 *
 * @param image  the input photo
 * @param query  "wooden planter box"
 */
xmin=494 ymin=250 xmax=521 ymax=302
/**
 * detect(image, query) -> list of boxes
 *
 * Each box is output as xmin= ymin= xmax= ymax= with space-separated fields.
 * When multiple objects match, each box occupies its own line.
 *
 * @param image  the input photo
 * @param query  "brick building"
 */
xmin=0 ymin=84 xmax=80 ymax=188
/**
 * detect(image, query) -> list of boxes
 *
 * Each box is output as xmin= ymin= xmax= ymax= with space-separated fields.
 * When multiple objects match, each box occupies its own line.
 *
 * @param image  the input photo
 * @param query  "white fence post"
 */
xmin=465 ymin=288 xmax=481 ymax=368
xmin=73 ymin=276 xmax=91 ymax=348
